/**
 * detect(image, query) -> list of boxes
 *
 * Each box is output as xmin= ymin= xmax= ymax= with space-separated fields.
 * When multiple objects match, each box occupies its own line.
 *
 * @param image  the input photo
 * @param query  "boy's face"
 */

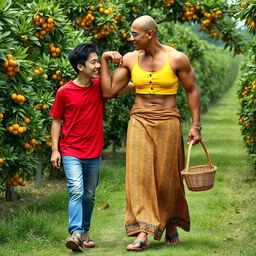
xmin=80 ymin=52 xmax=101 ymax=78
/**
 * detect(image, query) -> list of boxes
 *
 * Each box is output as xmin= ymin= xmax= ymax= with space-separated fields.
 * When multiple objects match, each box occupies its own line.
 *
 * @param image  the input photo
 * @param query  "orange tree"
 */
xmin=237 ymin=1 xmax=256 ymax=169
xmin=0 ymin=0 xmax=85 ymax=197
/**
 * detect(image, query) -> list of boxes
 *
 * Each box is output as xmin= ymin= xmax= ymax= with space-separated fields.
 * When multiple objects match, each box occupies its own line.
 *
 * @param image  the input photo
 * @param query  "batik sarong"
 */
xmin=125 ymin=106 xmax=190 ymax=240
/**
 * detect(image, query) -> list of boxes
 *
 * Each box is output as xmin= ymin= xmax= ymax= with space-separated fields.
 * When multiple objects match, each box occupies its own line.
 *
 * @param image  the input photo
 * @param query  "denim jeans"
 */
xmin=62 ymin=156 xmax=101 ymax=235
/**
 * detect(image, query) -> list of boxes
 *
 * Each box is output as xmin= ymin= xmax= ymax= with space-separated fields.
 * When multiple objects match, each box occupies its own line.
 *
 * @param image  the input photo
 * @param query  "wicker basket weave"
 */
xmin=181 ymin=141 xmax=217 ymax=191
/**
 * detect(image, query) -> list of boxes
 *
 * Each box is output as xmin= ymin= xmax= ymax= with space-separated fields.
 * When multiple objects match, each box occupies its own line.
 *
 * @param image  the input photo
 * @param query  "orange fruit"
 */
xmin=40 ymin=29 xmax=47 ymax=35
xmin=16 ymin=95 xmax=25 ymax=102
xmin=24 ymin=143 xmax=31 ymax=149
xmin=21 ymin=35 xmax=28 ymax=41
xmin=13 ymin=124 xmax=19 ymax=130
xmin=8 ymin=59 xmax=17 ymax=66
xmin=13 ymin=173 xmax=19 ymax=179
xmin=18 ymin=127 xmax=24 ymax=133
xmin=39 ymin=17 xmax=45 ymax=24
xmin=42 ymin=104 xmax=48 ymax=110
xmin=42 ymin=23 xmax=48 ymax=29
xmin=20 ymin=180 xmax=27 ymax=186
xmin=0 ymin=158 xmax=4 ymax=164
xmin=10 ymin=94 xmax=17 ymax=101
xmin=12 ymin=181 xmax=18 ymax=186
xmin=6 ymin=66 xmax=14 ymax=71
xmin=30 ymin=139 xmax=36 ymax=145
xmin=8 ymin=126 xmax=14 ymax=132
xmin=35 ymin=104 xmax=41 ymax=110
xmin=3 ymin=60 xmax=9 ymax=68
xmin=14 ymin=66 xmax=20 ymax=72
xmin=34 ymin=15 xmax=40 ymax=21
xmin=47 ymin=17 xmax=54 ymax=23
xmin=17 ymin=177 xmax=23 ymax=184
xmin=45 ymin=141 xmax=52 ymax=147
xmin=24 ymin=117 xmax=31 ymax=124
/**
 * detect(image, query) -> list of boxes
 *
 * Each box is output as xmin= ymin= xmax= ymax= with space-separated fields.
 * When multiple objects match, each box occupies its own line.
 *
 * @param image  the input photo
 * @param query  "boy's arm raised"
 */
xmin=101 ymin=51 xmax=131 ymax=98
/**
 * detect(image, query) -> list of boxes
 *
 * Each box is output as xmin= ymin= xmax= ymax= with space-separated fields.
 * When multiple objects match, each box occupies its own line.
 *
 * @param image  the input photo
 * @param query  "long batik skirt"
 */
xmin=125 ymin=106 xmax=190 ymax=240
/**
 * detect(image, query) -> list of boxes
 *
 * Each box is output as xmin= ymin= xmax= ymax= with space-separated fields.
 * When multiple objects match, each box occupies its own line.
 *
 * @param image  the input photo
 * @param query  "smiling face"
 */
xmin=129 ymin=16 xmax=158 ymax=50
xmin=130 ymin=23 xmax=148 ymax=50
xmin=78 ymin=52 xmax=101 ymax=78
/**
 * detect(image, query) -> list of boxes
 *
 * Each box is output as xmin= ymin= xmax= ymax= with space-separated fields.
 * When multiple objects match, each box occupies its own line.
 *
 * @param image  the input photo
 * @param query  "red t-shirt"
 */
xmin=50 ymin=77 xmax=106 ymax=159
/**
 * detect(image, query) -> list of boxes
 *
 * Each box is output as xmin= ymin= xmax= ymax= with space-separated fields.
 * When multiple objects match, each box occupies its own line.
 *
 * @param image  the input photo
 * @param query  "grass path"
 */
xmin=0 ymin=85 xmax=255 ymax=256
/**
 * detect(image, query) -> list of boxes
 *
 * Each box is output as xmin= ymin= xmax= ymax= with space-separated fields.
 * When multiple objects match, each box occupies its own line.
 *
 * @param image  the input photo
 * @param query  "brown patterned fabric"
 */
xmin=125 ymin=107 xmax=190 ymax=240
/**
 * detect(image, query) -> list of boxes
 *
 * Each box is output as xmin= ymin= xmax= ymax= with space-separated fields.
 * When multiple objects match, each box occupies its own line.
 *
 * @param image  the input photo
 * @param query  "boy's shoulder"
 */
xmin=57 ymin=80 xmax=74 ymax=93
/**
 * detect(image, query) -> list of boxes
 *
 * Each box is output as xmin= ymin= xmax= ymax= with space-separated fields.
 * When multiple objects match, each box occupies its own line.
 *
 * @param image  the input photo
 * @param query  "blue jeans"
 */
xmin=62 ymin=156 xmax=101 ymax=235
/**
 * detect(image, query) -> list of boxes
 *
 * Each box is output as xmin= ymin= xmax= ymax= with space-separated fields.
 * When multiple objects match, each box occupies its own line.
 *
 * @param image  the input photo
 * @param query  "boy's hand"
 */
xmin=51 ymin=150 xmax=61 ymax=169
xmin=102 ymin=51 xmax=123 ymax=65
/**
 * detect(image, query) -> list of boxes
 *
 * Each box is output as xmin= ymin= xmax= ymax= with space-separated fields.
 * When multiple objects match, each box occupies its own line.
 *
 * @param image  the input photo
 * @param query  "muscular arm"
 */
xmin=118 ymin=82 xmax=135 ymax=95
xmin=101 ymin=52 xmax=132 ymax=98
xmin=177 ymin=53 xmax=201 ymax=144
xmin=50 ymin=118 xmax=62 ymax=168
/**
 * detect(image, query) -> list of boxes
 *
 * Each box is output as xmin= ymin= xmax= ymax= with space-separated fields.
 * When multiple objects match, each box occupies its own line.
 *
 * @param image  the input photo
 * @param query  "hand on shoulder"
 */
xmin=102 ymin=51 xmax=123 ymax=65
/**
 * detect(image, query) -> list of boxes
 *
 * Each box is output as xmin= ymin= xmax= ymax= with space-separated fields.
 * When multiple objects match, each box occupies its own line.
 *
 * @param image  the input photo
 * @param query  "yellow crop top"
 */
xmin=131 ymin=50 xmax=179 ymax=95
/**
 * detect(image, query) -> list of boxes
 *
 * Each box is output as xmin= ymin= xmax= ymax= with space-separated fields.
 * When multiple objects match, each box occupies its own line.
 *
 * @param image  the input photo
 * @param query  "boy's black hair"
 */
xmin=68 ymin=43 xmax=100 ymax=73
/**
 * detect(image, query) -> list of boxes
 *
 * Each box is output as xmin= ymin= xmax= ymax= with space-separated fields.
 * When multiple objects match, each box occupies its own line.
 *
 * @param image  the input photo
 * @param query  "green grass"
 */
xmin=0 ymin=85 xmax=255 ymax=256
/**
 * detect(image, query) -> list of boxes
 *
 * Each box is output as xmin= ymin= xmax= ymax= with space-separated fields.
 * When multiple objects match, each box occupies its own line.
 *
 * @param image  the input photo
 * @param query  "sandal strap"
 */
xmin=131 ymin=240 xmax=144 ymax=246
xmin=82 ymin=235 xmax=94 ymax=243
xmin=72 ymin=235 xmax=83 ymax=247
xmin=166 ymin=232 xmax=179 ymax=241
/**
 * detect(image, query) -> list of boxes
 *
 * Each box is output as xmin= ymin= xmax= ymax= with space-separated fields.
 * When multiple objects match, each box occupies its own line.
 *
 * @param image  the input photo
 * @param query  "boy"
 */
xmin=50 ymin=43 xmax=123 ymax=252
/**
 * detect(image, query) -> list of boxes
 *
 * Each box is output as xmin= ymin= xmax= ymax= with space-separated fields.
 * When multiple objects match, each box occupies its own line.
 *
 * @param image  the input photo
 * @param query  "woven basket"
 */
xmin=181 ymin=141 xmax=217 ymax=191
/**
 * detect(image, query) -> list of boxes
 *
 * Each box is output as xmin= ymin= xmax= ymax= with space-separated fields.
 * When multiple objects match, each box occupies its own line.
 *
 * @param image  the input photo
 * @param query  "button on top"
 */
xmin=149 ymin=73 xmax=152 ymax=77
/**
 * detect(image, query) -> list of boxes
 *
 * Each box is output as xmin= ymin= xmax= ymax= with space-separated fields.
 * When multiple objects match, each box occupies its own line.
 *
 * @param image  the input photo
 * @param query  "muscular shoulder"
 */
xmin=168 ymin=47 xmax=191 ymax=72
xmin=122 ymin=51 xmax=138 ymax=69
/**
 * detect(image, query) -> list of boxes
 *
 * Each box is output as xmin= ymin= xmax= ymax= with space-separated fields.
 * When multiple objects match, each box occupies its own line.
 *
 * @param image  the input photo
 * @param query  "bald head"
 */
xmin=132 ymin=15 xmax=158 ymax=33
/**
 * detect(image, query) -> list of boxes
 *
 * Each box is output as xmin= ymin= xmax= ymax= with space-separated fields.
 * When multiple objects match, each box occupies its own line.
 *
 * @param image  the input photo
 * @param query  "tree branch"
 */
xmin=156 ymin=18 xmax=171 ymax=24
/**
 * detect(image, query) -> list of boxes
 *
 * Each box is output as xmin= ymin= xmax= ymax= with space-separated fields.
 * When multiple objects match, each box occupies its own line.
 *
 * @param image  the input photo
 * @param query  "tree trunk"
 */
xmin=112 ymin=139 xmax=116 ymax=155
xmin=5 ymin=183 xmax=15 ymax=201
xmin=35 ymin=151 xmax=43 ymax=187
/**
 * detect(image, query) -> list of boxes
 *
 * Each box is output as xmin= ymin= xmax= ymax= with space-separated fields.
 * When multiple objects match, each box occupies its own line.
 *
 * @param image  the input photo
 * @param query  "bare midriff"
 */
xmin=133 ymin=94 xmax=177 ymax=108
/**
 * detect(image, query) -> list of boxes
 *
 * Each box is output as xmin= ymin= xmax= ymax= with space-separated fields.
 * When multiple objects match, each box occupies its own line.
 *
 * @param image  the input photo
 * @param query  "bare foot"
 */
xmin=165 ymin=226 xmax=179 ymax=245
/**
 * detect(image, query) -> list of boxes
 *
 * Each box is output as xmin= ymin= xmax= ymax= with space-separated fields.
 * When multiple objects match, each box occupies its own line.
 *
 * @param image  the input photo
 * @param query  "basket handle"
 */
xmin=184 ymin=140 xmax=213 ymax=173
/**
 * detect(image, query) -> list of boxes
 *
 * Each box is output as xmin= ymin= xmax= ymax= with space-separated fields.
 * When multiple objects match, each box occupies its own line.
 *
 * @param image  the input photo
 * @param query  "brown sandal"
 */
xmin=65 ymin=233 xmax=84 ymax=252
